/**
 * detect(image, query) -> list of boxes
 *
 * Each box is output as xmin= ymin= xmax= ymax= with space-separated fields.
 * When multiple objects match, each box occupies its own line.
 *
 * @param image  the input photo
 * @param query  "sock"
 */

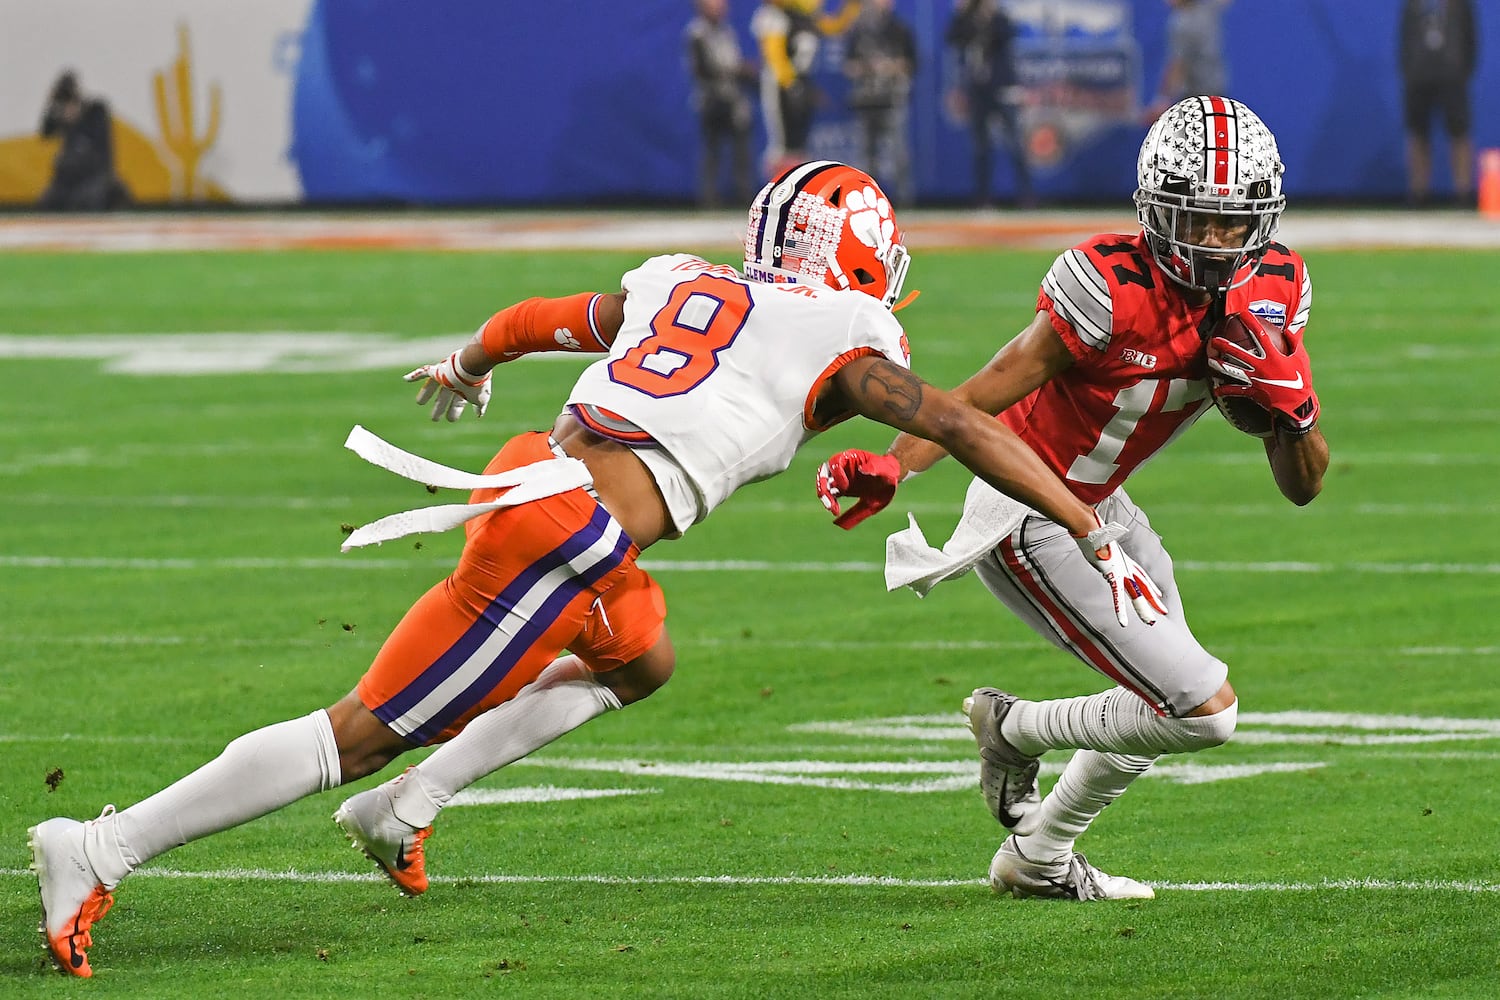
xmin=1014 ymin=750 xmax=1156 ymax=864
xmin=83 ymin=709 xmax=341 ymax=889
xmin=391 ymin=655 xmax=622 ymax=829
xmin=1002 ymin=687 xmax=1237 ymax=757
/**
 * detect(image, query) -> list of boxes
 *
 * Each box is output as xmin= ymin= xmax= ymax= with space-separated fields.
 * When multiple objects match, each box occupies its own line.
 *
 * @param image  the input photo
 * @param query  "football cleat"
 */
xmin=963 ymin=687 xmax=1042 ymax=833
xmin=989 ymin=835 xmax=1155 ymax=901
xmin=333 ymin=780 xmax=432 ymax=897
xmin=29 ymin=811 xmax=117 ymax=977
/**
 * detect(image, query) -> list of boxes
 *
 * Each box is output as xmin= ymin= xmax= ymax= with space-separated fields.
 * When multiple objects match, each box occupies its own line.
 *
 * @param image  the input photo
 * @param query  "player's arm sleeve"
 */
xmin=477 ymin=292 xmax=616 ymax=360
xmin=1037 ymin=247 xmax=1115 ymax=364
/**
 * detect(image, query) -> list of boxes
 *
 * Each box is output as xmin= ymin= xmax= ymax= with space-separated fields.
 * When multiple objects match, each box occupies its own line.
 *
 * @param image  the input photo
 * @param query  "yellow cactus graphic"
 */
xmin=154 ymin=22 xmax=221 ymax=200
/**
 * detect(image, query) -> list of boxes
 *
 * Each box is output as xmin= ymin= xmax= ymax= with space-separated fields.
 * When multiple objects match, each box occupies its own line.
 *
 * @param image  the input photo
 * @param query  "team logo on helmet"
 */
xmin=846 ymin=186 xmax=896 ymax=254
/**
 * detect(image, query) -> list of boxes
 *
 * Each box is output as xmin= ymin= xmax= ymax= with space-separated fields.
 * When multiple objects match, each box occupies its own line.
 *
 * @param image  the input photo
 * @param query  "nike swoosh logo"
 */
xmin=395 ymin=840 xmax=413 ymax=870
xmin=68 ymin=917 xmax=85 ymax=969
xmin=1250 ymin=372 xmax=1304 ymax=389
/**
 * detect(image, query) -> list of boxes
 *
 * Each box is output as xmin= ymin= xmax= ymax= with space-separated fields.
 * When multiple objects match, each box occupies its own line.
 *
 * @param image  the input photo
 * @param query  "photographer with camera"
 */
xmin=39 ymin=70 xmax=130 ymax=211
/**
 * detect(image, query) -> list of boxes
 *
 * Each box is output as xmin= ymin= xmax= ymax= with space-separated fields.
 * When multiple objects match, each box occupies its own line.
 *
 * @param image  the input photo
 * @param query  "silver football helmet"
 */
xmin=1135 ymin=96 xmax=1286 ymax=294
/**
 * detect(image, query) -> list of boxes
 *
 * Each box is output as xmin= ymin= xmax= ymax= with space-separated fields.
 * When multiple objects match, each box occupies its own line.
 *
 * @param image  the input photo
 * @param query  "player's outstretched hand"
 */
xmin=816 ymin=449 xmax=901 ymax=529
xmin=404 ymin=351 xmax=492 ymax=422
xmin=1074 ymin=517 xmax=1167 ymax=627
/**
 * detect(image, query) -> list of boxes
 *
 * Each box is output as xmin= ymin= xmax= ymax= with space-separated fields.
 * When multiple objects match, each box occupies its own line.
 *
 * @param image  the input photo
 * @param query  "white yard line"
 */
xmin=7 ymin=494 xmax=1500 ymax=518
xmin=3 ymin=555 xmax=1496 ymax=574
xmin=0 ymin=865 xmax=1494 ymax=893
xmin=2 ymin=633 xmax=1491 ymax=660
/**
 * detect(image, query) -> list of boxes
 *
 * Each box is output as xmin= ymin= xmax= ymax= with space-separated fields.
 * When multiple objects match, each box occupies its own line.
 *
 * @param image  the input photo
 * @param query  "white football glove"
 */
xmin=1075 ymin=518 xmax=1167 ymax=627
xmin=404 ymin=350 xmax=491 ymax=422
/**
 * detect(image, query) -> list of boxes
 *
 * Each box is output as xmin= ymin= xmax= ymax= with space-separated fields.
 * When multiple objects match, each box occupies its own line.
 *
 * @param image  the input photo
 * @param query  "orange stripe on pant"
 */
xmin=356 ymin=431 xmax=665 ymax=745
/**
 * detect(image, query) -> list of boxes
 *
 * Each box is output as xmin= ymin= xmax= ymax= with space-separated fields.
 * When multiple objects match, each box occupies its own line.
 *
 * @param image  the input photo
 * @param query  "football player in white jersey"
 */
xmin=817 ymin=99 xmax=1330 ymax=900
xmin=28 ymin=161 xmax=1164 ymax=976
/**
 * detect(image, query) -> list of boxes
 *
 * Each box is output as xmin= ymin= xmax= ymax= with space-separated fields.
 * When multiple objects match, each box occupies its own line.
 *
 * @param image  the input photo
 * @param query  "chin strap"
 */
xmin=891 ymin=288 xmax=921 ymax=312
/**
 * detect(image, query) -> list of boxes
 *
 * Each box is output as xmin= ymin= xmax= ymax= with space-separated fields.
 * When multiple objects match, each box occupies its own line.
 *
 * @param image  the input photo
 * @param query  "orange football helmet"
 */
xmin=743 ymin=160 xmax=911 ymax=310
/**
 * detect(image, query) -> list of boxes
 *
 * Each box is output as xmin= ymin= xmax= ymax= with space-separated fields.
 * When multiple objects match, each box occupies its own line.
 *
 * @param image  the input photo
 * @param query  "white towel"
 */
xmin=340 ymin=425 xmax=593 ymax=550
xmin=883 ymin=477 xmax=1031 ymax=597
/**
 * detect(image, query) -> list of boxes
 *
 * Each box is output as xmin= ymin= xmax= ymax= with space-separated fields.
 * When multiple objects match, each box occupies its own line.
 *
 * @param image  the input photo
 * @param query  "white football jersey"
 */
xmin=566 ymin=254 xmax=910 ymax=533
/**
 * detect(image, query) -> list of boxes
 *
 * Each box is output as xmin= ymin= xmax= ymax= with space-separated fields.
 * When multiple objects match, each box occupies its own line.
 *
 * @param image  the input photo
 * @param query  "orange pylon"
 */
xmin=1479 ymin=148 xmax=1500 ymax=219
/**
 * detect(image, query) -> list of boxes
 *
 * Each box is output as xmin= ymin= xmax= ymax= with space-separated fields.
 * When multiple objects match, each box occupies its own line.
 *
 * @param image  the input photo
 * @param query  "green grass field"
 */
xmin=1 ymin=242 xmax=1497 ymax=998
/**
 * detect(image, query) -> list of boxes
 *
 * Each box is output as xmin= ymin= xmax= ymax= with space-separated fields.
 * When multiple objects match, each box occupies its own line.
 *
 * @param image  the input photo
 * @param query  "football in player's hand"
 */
xmin=1206 ymin=313 xmax=1285 ymax=438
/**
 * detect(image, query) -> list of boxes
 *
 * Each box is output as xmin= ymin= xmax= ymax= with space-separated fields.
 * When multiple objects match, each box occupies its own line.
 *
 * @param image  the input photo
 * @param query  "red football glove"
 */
xmin=1208 ymin=314 xmax=1319 ymax=436
xmin=816 ymin=449 xmax=901 ymax=529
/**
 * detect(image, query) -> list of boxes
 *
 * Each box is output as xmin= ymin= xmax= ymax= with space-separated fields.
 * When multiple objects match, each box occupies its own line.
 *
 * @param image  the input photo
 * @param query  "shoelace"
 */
xmin=1064 ymin=854 xmax=1105 ymax=901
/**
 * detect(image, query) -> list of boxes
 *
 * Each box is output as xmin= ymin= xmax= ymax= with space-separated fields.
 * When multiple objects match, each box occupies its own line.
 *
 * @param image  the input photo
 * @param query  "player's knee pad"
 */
xmin=1158 ymin=699 xmax=1237 ymax=753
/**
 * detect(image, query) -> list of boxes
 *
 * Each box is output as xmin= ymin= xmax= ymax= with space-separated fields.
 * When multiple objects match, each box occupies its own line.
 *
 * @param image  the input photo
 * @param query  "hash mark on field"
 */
xmin=0 ymin=866 xmax=1495 ymax=893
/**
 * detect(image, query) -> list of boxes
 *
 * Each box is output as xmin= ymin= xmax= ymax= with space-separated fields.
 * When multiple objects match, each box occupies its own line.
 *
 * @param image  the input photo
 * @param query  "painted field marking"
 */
xmin=789 ymin=711 xmax=1500 ymax=747
xmin=7 ymin=492 xmax=1499 ymax=517
xmin=0 ymin=632 xmax=1492 ymax=662
xmin=0 ymin=631 xmax=1491 ymax=661
xmin=0 ymin=866 xmax=1494 ymax=893
xmin=510 ymin=755 xmax=1324 ymax=790
xmin=2 ymin=554 xmax=1497 ymax=575
xmin=0 ymin=333 xmax=592 ymax=376
xmin=450 ymin=786 xmax=656 ymax=806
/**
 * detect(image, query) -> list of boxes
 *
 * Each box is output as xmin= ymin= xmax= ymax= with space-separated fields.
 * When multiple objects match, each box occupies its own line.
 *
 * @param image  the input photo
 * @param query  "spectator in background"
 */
xmin=38 ymin=70 xmax=130 ymax=212
xmin=844 ymin=0 xmax=917 ymax=205
xmin=752 ymin=0 xmax=862 ymax=179
xmin=685 ymin=0 xmax=757 ymax=208
xmin=1147 ymin=0 xmax=1228 ymax=119
xmin=1399 ymin=0 xmax=1479 ymax=206
xmin=947 ymin=0 xmax=1032 ymax=208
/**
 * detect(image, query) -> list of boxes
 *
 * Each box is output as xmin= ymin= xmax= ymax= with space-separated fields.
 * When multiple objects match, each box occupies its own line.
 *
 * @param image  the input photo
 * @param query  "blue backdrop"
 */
xmin=291 ymin=1 xmax=1499 ymax=205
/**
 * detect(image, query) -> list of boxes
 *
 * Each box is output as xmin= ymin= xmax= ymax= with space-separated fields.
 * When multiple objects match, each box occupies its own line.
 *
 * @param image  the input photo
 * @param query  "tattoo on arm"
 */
xmin=858 ymin=361 xmax=924 ymax=423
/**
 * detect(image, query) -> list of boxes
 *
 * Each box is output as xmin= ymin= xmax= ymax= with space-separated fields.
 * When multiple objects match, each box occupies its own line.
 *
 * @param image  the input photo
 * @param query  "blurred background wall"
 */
xmin=1 ymin=0 xmax=1496 ymax=207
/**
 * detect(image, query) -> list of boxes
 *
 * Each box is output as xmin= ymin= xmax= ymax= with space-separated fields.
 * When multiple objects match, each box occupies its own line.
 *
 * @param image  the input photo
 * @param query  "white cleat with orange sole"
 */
xmin=333 ymin=783 xmax=432 ymax=897
xmin=29 ymin=811 xmax=117 ymax=977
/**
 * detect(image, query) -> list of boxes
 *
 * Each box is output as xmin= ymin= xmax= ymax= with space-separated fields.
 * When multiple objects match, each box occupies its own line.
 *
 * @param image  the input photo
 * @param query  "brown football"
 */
xmin=1206 ymin=313 xmax=1286 ymax=438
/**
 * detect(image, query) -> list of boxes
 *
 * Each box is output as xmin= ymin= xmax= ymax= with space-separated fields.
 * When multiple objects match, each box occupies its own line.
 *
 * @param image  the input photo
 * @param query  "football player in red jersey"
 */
xmin=817 ymin=96 xmax=1330 ymax=900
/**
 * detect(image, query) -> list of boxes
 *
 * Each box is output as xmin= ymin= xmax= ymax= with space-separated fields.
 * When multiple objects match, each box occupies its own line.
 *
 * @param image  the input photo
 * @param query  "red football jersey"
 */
xmin=1001 ymin=232 xmax=1311 ymax=504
